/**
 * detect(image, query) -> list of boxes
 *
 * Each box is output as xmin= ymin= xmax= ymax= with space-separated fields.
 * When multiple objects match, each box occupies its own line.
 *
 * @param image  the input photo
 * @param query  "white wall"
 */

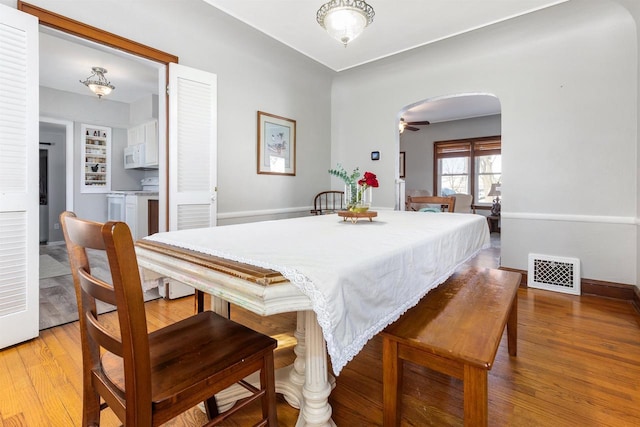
xmin=40 ymin=85 xmax=130 ymax=128
xmin=130 ymin=94 xmax=158 ymax=125
xmin=332 ymin=1 xmax=639 ymax=286
xmin=400 ymin=114 xmax=501 ymax=195
xmin=617 ymin=0 xmax=640 ymax=290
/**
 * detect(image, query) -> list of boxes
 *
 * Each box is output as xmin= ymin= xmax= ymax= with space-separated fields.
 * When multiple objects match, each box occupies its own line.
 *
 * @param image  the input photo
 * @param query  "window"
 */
xmin=434 ymin=137 xmax=501 ymax=205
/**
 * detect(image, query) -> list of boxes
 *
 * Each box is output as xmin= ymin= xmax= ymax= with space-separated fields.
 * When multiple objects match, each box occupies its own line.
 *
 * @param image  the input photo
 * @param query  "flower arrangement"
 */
xmin=358 ymin=171 xmax=379 ymax=189
xmin=328 ymin=164 xmax=379 ymax=212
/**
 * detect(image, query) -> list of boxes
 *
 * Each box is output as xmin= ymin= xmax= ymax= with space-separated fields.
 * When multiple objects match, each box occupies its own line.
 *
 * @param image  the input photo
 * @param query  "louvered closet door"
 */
xmin=168 ymin=63 xmax=217 ymax=230
xmin=0 ymin=5 xmax=39 ymax=348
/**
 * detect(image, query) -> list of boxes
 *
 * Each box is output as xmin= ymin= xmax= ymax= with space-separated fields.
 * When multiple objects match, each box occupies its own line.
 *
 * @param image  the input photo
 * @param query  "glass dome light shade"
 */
xmin=317 ymin=0 xmax=374 ymax=47
xmin=324 ymin=7 xmax=368 ymax=46
xmin=88 ymin=83 xmax=113 ymax=98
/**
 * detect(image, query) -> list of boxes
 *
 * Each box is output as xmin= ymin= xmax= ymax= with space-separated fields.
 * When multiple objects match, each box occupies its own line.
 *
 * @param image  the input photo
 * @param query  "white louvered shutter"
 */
xmin=0 ymin=5 xmax=39 ymax=348
xmin=168 ymin=63 xmax=217 ymax=231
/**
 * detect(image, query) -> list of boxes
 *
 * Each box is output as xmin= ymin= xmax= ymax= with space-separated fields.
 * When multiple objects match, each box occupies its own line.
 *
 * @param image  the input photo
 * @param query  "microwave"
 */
xmin=124 ymin=144 xmax=145 ymax=169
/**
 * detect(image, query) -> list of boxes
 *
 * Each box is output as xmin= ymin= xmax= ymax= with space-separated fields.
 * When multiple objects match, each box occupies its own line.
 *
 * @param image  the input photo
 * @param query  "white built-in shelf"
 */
xmin=81 ymin=124 xmax=111 ymax=193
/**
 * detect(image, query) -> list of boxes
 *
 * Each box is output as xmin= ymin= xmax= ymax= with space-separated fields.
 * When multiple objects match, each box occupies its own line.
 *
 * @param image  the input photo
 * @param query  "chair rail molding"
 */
xmin=501 ymin=211 xmax=637 ymax=225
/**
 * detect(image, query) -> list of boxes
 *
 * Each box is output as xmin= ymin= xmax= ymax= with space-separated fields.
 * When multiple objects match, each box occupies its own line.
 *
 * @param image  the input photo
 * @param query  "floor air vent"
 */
xmin=527 ymin=254 xmax=580 ymax=295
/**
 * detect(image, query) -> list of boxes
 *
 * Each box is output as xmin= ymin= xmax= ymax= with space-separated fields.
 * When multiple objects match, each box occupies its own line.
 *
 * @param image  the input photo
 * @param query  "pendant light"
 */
xmin=80 ymin=67 xmax=115 ymax=98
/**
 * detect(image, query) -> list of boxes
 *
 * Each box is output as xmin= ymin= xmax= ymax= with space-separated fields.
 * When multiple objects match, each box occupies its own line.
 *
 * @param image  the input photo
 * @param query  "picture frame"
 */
xmin=399 ymin=151 xmax=406 ymax=178
xmin=257 ymin=111 xmax=296 ymax=175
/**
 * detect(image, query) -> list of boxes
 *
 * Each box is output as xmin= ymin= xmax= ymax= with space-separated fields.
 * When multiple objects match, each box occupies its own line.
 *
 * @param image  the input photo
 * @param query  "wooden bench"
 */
xmin=381 ymin=266 xmax=521 ymax=427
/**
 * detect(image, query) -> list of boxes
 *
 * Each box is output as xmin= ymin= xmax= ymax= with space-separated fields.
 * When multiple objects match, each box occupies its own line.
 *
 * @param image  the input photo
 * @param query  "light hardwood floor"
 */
xmin=4 ymin=235 xmax=640 ymax=426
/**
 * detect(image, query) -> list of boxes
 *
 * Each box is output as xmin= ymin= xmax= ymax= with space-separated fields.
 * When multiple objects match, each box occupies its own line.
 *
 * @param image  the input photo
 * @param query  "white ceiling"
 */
xmin=38 ymin=0 xmax=567 ymax=122
xmin=39 ymin=27 xmax=161 ymax=105
xmin=204 ymin=0 xmax=567 ymax=72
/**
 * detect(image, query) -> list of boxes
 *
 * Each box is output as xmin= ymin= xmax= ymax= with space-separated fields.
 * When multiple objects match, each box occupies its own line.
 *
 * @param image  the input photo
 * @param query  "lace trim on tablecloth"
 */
xmin=300 ymin=245 xmax=485 ymax=374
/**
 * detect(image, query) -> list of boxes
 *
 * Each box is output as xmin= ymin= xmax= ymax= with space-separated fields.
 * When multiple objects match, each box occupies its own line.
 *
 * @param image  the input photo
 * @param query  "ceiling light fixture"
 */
xmin=317 ymin=0 xmax=375 ymax=47
xmin=80 ymin=66 xmax=115 ymax=99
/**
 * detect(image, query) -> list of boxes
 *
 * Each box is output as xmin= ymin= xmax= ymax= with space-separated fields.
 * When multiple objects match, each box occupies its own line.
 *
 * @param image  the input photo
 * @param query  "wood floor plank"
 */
xmin=0 ymin=345 xmax=51 ymax=426
xmin=0 ymin=412 xmax=28 ymax=427
xmin=37 ymin=329 xmax=84 ymax=421
xmin=15 ymin=336 xmax=77 ymax=426
xmin=0 ymin=347 xmax=23 ymax=419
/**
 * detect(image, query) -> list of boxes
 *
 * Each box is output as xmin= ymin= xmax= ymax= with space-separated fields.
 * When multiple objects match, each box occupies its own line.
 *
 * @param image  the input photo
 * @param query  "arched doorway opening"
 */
xmin=398 ymin=93 xmax=502 ymax=267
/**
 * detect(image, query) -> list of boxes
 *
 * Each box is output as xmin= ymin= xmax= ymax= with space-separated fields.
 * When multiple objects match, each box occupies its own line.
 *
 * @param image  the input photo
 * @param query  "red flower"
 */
xmin=358 ymin=171 xmax=379 ymax=188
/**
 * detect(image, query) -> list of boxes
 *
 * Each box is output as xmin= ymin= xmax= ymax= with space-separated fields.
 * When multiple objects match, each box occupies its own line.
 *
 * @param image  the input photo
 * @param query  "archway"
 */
xmin=398 ymin=93 xmax=502 ymax=266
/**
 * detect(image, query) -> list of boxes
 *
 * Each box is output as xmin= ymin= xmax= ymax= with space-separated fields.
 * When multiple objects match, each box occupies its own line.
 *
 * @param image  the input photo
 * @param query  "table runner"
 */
xmin=144 ymin=210 xmax=490 ymax=375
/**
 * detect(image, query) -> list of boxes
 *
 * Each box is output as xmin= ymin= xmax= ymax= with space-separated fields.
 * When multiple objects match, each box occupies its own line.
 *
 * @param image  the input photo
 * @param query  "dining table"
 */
xmin=135 ymin=210 xmax=490 ymax=426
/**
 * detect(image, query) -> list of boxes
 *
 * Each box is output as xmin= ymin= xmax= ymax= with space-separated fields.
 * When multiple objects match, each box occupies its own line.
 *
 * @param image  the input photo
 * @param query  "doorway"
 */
xmin=39 ymin=118 xmax=72 ymax=244
xmin=19 ymin=1 xmax=178 ymax=226
xmin=398 ymin=93 xmax=502 ymax=260
xmin=19 ymin=3 xmax=177 ymax=330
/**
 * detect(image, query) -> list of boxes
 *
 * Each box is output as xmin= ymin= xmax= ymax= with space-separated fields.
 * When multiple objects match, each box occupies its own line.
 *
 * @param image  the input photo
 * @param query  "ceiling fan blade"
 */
xmin=406 ymin=120 xmax=430 ymax=126
xmin=406 ymin=126 xmax=419 ymax=131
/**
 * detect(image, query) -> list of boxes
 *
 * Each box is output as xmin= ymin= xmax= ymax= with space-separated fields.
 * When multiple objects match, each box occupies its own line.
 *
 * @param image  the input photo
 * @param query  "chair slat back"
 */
xmin=77 ymin=268 xmax=123 ymax=357
xmin=311 ymin=190 xmax=345 ymax=215
xmin=407 ymin=195 xmax=456 ymax=213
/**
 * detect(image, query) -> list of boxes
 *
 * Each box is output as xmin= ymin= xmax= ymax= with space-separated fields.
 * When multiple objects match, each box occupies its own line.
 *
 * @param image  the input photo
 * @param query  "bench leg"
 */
xmin=382 ymin=337 xmax=402 ymax=427
xmin=507 ymin=294 xmax=518 ymax=356
xmin=464 ymin=365 xmax=488 ymax=427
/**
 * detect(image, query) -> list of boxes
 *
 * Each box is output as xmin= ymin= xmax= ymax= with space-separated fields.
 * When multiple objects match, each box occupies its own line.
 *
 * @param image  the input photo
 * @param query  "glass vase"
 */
xmin=345 ymin=184 xmax=371 ymax=212
xmin=357 ymin=185 xmax=372 ymax=212
xmin=345 ymin=184 xmax=357 ymax=211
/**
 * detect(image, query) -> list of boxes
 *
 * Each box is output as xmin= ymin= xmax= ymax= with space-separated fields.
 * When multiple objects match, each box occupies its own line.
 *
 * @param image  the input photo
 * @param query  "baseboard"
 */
xmin=581 ymin=278 xmax=637 ymax=300
xmin=498 ymin=266 xmax=640 ymax=309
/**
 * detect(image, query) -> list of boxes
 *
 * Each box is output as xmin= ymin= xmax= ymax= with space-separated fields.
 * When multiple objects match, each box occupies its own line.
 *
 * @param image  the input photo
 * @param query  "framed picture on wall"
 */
xmin=399 ymin=151 xmax=406 ymax=178
xmin=257 ymin=111 xmax=296 ymax=176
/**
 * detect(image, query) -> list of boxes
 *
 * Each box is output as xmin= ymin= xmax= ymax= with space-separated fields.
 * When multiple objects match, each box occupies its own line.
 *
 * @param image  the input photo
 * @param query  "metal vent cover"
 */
xmin=528 ymin=253 xmax=580 ymax=295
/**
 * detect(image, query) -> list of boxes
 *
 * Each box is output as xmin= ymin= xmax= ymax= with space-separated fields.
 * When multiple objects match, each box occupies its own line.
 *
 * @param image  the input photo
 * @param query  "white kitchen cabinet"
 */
xmin=143 ymin=120 xmax=158 ymax=166
xmin=107 ymin=192 xmax=158 ymax=240
xmin=127 ymin=119 xmax=158 ymax=168
xmin=127 ymin=125 xmax=143 ymax=146
xmin=81 ymin=124 xmax=111 ymax=193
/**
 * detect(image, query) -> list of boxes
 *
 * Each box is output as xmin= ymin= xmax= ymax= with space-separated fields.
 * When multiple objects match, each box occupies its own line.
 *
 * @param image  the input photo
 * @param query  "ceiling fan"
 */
xmin=399 ymin=118 xmax=430 ymax=133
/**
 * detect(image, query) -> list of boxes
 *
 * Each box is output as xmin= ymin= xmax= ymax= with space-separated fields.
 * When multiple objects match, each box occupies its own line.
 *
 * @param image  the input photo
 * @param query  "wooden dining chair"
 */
xmin=310 ymin=190 xmax=345 ymax=215
xmin=60 ymin=211 xmax=278 ymax=426
xmin=452 ymin=193 xmax=474 ymax=213
xmin=407 ymin=195 xmax=456 ymax=213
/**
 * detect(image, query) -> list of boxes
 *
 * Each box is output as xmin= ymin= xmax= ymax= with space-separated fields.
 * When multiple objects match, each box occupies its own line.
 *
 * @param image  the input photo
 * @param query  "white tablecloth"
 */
xmin=144 ymin=210 xmax=490 ymax=375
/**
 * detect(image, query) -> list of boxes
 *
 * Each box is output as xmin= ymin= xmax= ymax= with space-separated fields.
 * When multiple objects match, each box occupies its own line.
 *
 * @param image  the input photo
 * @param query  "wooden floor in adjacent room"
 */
xmin=2 ymin=236 xmax=640 ymax=426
